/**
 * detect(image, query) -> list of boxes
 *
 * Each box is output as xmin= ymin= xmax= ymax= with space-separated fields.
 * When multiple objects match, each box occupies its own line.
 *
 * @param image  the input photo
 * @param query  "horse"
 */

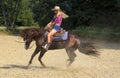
xmin=21 ymin=28 xmax=99 ymax=68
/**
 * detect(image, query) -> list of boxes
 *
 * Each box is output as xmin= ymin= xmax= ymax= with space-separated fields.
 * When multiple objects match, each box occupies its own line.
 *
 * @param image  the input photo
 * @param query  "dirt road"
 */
xmin=0 ymin=35 xmax=120 ymax=78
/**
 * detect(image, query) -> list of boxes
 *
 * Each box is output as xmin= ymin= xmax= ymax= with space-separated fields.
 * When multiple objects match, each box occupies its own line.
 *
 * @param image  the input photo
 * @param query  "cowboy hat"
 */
xmin=52 ymin=6 xmax=61 ymax=11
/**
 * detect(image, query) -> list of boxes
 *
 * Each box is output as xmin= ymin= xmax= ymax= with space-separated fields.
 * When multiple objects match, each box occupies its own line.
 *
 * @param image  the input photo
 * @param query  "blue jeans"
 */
xmin=53 ymin=25 xmax=60 ymax=32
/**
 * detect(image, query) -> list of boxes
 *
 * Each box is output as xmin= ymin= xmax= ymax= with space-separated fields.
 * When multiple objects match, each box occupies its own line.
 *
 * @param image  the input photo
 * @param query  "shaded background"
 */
xmin=0 ymin=0 xmax=120 ymax=41
xmin=0 ymin=0 xmax=120 ymax=29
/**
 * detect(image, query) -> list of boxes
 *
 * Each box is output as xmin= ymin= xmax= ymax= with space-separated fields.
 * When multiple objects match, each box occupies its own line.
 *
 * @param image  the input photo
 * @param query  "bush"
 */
xmin=70 ymin=26 xmax=120 ymax=41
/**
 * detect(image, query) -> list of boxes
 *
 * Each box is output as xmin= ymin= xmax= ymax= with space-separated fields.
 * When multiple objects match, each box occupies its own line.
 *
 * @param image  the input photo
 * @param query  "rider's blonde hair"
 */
xmin=60 ymin=10 xmax=69 ymax=19
xmin=53 ymin=6 xmax=69 ymax=19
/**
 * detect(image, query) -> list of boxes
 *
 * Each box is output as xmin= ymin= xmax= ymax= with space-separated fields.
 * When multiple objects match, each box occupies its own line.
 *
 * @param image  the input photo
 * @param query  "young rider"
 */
xmin=42 ymin=6 xmax=68 ymax=50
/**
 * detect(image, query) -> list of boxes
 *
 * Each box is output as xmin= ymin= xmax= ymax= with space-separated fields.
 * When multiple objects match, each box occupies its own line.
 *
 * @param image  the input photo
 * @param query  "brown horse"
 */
xmin=21 ymin=28 xmax=99 ymax=68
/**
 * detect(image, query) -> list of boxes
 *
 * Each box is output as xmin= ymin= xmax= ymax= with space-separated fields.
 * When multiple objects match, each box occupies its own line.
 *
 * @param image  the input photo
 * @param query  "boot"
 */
xmin=42 ymin=43 xmax=50 ymax=51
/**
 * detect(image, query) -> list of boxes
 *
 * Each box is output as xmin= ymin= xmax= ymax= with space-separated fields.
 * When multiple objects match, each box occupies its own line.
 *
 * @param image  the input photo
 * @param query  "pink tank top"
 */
xmin=51 ymin=14 xmax=62 ymax=26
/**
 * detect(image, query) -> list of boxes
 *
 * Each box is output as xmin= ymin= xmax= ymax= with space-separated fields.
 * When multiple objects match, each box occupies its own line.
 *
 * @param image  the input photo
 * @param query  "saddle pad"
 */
xmin=53 ymin=32 xmax=68 ymax=41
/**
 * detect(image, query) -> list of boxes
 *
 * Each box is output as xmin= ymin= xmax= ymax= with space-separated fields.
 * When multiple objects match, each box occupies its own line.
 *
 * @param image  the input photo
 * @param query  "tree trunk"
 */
xmin=1 ymin=0 xmax=22 ymax=30
xmin=11 ymin=0 xmax=22 ymax=29
xmin=1 ymin=4 xmax=8 ymax=29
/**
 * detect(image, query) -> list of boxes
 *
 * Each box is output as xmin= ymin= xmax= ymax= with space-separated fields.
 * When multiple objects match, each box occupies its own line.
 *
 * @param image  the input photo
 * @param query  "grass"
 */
xmin=70 ymin=26 xmax=120 ymax=41
xmin=0 ymin=26 xmax=39 ymax=35
xmin=0 ymin=26 xmax=120 ymax=41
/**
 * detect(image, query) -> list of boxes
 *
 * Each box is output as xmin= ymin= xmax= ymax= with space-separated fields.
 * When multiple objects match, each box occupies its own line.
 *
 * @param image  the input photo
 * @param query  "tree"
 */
xmin=0 ymin=0 xmax=22 ymax=29
xmin=29 ymin=0 xmax=119 ymax=30
xmin=0 ymin=0 xmax=119 ymax=29
xmin=0 ymin=7 xmax=4 ymax=25
xmin=17 ymin=0 xmax=36 ymax=26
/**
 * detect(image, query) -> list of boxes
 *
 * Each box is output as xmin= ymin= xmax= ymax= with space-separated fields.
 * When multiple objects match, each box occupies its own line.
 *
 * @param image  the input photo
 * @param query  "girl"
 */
xmin=42 ymin=6 xmax=68 ymax=50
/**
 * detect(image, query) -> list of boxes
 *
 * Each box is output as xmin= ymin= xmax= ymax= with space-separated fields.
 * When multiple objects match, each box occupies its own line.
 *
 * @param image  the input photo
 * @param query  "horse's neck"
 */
xmin=34 ymin=35 xmax=44 ymax=46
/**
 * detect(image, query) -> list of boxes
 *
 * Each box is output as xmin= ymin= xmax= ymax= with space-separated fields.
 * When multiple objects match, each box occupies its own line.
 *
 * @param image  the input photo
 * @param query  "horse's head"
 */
xmin=21 ymin=28 xmax=44 ymax=50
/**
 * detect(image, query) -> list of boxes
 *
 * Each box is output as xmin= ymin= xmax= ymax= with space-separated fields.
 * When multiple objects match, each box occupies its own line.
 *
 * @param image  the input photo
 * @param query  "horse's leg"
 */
xmin=65 ymin=49 xmax=76 ymax=67
xmin=66 ymin=36 xmax=81 ymax=67
xmin=27 ymin=47 xmax=40 ymax=68
xmin=38 ymin=50 xmax=46 ymax=67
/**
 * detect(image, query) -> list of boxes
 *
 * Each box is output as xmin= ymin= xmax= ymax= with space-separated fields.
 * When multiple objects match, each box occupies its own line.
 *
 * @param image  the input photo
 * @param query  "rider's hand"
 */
xmin=47 ymin=22 xmax=52 ymax=27
xmin=45 ymin=23 xmax=52 ymax=30
xmin=47 ymin=22 xmax=55 ymax=27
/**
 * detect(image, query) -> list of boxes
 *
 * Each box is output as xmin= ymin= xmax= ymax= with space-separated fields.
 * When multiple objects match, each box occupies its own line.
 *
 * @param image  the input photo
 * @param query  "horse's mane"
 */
xmin=21 ymin=28 xmax=45 ymax=39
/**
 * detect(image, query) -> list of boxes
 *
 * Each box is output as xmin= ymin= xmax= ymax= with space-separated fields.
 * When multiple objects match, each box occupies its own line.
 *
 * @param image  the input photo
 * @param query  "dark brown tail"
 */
xmin=78 ymin=40 xmax=99 ymax=56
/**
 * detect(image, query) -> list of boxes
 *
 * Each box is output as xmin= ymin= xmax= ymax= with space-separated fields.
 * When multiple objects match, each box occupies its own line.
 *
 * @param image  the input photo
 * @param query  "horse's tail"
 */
xmin=78 ymin=40 xmax=99 ymax=56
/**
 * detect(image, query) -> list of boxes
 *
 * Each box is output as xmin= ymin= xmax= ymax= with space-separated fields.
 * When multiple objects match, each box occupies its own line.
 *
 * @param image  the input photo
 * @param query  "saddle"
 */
xmin=54 ymin=28 xmax=66 ymax=36
xmin=44 ymin=28 xmax=68 ymax=41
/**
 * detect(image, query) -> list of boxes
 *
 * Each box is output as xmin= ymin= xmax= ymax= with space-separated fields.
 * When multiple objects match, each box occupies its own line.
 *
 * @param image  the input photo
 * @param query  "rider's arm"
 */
xmin=46 ymin=17 xmax=56 ymax=27
xmin=47 ymin=14 xmax=62 ymax=27
xmin=47 ymin=22 xmax=54 ymax=27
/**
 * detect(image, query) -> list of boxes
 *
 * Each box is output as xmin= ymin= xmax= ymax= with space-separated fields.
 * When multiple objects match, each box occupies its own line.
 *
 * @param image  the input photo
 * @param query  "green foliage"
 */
xmin=0 ymin=0 xmax=22 ymax=29
xmin=30 ymin=0 xmax=55 ymax=27
xmin=17 ymin=0 xmax=37 ymax=26
xmin=0 ymin=0 xmax=37 ymax=28
xmin=0 ymin=17 xmax=3 ymax=25
xmin=0 ymin=0 xmax=120 ymax=30
xmin=29 ymin=0 xmax=119 ymax=29
xmin=71 ymin=26 xmax=120 ymax=41
xmin=0 ymin=26 xmax=39 ymax=35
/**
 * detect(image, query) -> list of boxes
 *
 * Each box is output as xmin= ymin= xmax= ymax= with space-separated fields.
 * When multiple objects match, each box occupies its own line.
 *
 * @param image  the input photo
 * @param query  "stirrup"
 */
xmin=42 ymin=44 xmax=50 ymax=51
xmin=42 ymin=46 xmax=47 ymax=51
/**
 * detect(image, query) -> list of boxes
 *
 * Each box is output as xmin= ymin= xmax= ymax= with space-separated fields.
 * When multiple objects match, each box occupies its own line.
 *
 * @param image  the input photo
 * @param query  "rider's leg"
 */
xmin=42 ymin=29 xmax=57 ymax=50
xmin=47 ymin=29 xmax=57 ymax=43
